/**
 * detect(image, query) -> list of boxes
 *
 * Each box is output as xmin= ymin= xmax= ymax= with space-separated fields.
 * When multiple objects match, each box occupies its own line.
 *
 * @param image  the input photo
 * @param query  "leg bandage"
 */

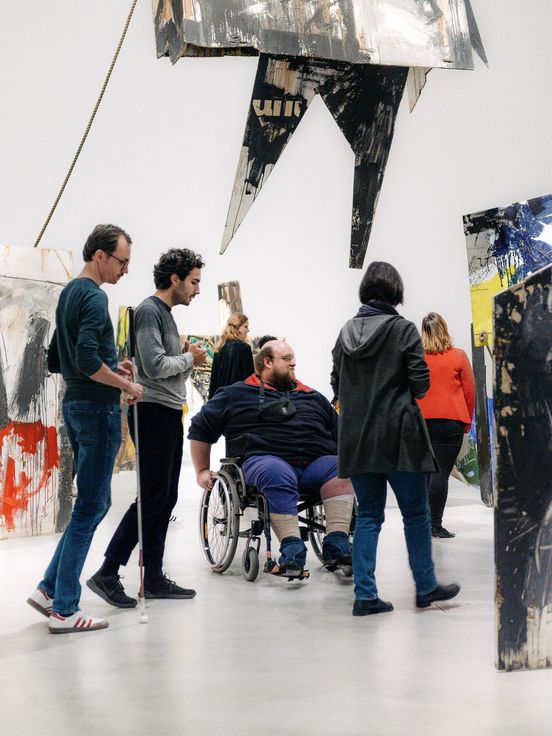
xmin=270 ymin=513 xmax=300 ymax=542
xmin=323 ymin=495 xmax=354 ymax=536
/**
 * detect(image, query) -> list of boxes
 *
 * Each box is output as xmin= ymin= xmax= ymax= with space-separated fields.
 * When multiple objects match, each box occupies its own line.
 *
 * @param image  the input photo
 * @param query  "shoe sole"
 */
xmin=352 ymin=604 xmax=394 ymax=616
xmin=26 ymin=597 xmax=52 ymax=618
xmin=416 ymin=588 xmax=460 ymax=608
xmin=143 ymin=591 xmax=197 ymax=600
xmin=49 ymin=622 xmax=109 ymax=634
xmin=86 ymin=578 xmax=137 ymax=609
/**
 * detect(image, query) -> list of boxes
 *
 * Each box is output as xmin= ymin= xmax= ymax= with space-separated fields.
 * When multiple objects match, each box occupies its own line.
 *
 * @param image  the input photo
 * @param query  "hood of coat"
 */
xmin=339 ymin=302 xmax=401 ymax=358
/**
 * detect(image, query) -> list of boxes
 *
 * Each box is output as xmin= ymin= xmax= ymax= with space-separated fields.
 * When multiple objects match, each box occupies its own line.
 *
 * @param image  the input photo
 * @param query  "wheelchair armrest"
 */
xmin=221 ymin=456 xmax=244 ymax=465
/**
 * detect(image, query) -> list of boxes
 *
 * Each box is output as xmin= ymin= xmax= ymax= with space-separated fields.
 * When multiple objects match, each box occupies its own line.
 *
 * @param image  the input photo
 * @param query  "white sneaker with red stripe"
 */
xmin=27 ymin=587 xmax=54 ymax=618
xmin=49 ymin=610 xmax=109 ymax=634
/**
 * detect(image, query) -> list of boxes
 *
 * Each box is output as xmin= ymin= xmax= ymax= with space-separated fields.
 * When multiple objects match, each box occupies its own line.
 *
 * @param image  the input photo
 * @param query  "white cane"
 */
xmin=128 ymin=307 xmax=148 ymax=624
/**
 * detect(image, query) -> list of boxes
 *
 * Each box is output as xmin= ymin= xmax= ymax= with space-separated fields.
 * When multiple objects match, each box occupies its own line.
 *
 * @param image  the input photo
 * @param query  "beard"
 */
xmin=271 ymin=374 xmax=295 ymax=392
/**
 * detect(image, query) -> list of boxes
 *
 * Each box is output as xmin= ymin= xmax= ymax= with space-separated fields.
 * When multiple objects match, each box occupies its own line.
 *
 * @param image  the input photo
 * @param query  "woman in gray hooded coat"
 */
xmin=332 ymin=261 xmax=460 ymax=616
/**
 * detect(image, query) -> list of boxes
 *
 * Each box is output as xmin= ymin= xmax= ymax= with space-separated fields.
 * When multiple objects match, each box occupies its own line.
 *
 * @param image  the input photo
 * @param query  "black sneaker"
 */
xmin=416 ymin=583 xmax=460 ymax=608
xmin=432 ymin=525 xmax=455 ymax=538
xmin=143 ymin=574 xmax=196 ymax=600
xmin=352 ymin=598 xmax=394 ymax=616
xmin=86 ymin=573 xmax=137 ymax=608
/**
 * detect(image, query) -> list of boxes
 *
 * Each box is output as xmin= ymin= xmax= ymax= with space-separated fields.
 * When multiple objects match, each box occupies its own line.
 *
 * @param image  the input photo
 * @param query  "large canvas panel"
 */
xmin=494 ymin=263 xmax=552 ymax=671
xmin=0 ymin=247 xmax=73 ymax=539
xmin=153 ymin=0 xmax=480 ymax=70
xmin=463 ymin=194 xmax=552 ymax=348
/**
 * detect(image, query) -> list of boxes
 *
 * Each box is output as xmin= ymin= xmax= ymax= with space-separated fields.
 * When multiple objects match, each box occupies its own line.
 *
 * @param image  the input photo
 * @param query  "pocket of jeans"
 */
xmin=70 ymin=409 xmax=102 ymax=447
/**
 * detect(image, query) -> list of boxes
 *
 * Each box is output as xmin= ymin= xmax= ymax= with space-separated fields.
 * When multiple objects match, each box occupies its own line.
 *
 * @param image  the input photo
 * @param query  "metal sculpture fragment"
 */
xmin=153 ymin=0 xmax=486 ymax=268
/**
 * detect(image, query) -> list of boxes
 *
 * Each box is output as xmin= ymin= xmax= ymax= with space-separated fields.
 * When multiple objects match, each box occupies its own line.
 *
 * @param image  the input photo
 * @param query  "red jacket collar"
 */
xmin=244 ymin=373 xmax=313 ymax=393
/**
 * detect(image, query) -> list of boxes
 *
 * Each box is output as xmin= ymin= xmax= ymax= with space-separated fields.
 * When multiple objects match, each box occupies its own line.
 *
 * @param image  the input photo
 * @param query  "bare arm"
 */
xmin=190 ymin=439 xmax=216 ymax=490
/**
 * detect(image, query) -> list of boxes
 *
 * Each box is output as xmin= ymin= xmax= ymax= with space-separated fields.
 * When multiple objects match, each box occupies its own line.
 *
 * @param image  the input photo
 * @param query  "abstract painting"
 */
xmin=463 ymin=194 xmax=552 ymax=348
xmin=494 ymin=262 xmax=552 ymax=671
xmin=113 ymin=306 xmax=135 ymax=473
xmin=0 ymin=246 xmax=73 ymax=539
xmin=153 ymin=1 xmax=486 ymax=268
xmin=463 ymin=194 xmax=552 ymax=505
xmin=185 ymin=335 xmax=218 ymax=404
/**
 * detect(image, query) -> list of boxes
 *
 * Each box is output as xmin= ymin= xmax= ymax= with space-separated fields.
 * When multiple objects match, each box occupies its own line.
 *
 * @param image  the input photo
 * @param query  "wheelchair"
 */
xmin=199 ymin=457 xmax=354 ymax=582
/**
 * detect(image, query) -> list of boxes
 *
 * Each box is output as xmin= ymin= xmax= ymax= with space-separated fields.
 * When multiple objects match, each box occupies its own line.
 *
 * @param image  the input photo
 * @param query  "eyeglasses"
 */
xmin=272 ymin=355 xmax=296 ymax=363
xmin=102 ymin=250 xmax=130 ymax=269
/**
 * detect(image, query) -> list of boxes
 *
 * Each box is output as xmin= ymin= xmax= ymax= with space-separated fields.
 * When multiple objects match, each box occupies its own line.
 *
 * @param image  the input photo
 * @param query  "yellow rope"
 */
xmin=34 ymin=0 xmax=139 ymax=248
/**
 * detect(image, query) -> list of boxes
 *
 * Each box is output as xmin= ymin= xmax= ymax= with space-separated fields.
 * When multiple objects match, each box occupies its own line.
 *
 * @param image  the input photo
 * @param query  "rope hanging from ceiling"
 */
xmin=34 ymin=0 xmax=139 ymax=248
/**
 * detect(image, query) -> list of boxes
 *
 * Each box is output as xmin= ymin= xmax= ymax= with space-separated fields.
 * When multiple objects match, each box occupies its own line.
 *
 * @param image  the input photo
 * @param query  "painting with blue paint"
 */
xmin=464 ymin=194 xmax=552 ymax=347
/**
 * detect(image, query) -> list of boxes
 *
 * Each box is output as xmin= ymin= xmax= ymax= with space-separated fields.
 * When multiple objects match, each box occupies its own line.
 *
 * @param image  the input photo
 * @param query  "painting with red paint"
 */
xmin=0 ymin=246 xmax=73 ymax=539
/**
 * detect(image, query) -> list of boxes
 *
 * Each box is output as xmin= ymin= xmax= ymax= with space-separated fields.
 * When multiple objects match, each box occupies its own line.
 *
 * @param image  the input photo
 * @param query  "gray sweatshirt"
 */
xmin=134 ymin=295 xmax=194 ymax=410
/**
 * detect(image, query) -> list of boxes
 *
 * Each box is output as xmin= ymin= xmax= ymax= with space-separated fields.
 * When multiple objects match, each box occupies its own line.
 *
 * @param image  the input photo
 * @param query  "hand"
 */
xmin=123 ymin=381 xmax=143 ymax=405
xmin=189 ymin=341 xmax=207 ymax=367
xmin=197 ymin=469 xmax=215 ymax=491
xmin=117 ymin=359 xmax=134 ymax=379
xmin=183 ymin=339 xmax=190 ymax=353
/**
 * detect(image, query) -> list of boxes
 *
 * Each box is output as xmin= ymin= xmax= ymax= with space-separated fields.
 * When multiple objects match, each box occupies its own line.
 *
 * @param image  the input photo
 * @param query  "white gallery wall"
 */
xmin=1 ymin=0 xmax=551 ymax=397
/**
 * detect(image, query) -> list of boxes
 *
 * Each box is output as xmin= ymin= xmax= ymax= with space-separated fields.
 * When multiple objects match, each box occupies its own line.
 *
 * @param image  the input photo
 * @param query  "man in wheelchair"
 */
xmin=189 ymin=340 xmax=354 ymax=576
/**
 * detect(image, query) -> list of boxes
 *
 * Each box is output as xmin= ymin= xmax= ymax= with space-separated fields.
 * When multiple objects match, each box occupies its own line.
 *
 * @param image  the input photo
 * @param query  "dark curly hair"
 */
xmin=153 ymin=248 xmax=205 ymax=289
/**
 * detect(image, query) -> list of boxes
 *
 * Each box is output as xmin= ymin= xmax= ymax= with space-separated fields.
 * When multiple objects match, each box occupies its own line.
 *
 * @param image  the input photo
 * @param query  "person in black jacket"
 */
xmin=332 ymin=261 xmax=460 ymax=616
xmin=190 ymin=340 xmax=354 ymax=576
xmin=208 ymin=313 xmax=254 ymax=399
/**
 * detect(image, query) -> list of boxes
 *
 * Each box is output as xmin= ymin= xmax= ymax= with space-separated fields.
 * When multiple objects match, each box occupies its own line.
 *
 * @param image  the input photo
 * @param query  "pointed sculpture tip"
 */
xmin=219 ymin=234 xmax=231 ymax=256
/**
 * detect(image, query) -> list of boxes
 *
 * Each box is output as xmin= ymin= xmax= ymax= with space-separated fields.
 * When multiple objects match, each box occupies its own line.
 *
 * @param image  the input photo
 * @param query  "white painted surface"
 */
xmin=0 ymin=246 xmax=72 ymax=284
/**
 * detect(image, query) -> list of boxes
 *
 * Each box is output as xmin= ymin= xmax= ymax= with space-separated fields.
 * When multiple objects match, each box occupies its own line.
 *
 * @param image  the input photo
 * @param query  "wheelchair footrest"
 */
xmin=264 ymin=559 xmax=310 ymax=581
xmin=323 ymin=554 xmax=352 ymax=570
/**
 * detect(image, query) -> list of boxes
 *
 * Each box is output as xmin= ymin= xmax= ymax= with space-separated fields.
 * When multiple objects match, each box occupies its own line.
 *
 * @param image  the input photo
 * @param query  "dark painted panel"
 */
xmin=494 ymin=263 xmax=552 ymax=671
xmin=470 ymin=325 xmax=492 ymax=505
xmin=221 ymin=54 xmax=407 ymax=269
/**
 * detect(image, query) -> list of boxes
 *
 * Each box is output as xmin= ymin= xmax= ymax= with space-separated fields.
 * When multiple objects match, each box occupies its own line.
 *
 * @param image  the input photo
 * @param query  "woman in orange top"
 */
xmin=417 ymin=313 xmax=475 ymax=538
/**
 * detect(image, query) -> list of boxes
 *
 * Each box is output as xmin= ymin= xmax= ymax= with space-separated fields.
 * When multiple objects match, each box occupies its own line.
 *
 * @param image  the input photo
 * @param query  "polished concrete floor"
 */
xmin=2 ymin=460 xmax=552 ymax=736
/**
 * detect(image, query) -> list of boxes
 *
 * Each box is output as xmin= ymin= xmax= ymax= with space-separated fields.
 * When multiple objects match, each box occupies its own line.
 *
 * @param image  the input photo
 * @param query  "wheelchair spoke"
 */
xmin=199 ymin=472 xmax=240 ymax=572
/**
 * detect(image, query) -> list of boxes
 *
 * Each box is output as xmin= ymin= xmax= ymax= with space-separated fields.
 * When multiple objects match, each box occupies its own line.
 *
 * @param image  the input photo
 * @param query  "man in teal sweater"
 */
xmin=27 ymin=224 xmax=143 ymax=634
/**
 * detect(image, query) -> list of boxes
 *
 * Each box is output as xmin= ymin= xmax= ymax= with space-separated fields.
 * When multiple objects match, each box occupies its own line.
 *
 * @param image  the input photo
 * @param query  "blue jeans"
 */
xmin=351 ymin=471 xmax=437 ymax=600
xmin=39 ymin=400 xmax=121 ymax=615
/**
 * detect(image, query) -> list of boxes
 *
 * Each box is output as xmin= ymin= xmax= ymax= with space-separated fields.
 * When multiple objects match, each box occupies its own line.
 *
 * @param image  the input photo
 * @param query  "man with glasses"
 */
xmin=189 ymin=340 xmax=354 ymax=576
xmin=27 ymin=224 xmax=143 ymax=633
xmin=88 ymin=248 xmax=207 ymax=607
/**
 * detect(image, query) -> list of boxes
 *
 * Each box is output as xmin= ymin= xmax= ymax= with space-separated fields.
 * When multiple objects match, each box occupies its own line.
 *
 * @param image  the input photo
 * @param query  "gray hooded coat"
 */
xmin=332 ymin=305 xmax=436 ymax=477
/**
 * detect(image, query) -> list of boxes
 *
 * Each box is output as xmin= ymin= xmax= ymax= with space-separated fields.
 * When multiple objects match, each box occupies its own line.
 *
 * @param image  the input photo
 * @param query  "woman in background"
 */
xmin=333 ymin=261 xmax=459 ymax=616
xmin=418 ymin=313 xmax=475 ymax=539
xmin=208 ymin=312 xmax=254 ymax=399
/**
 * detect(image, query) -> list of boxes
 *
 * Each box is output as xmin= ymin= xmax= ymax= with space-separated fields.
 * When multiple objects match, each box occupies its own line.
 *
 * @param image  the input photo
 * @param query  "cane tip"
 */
xmin=140 ymin=613 xmax=149 ymax=624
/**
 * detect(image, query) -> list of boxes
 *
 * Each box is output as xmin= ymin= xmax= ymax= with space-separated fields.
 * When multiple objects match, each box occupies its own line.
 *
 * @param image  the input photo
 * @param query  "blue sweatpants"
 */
xmin=241 ymin=455 xmax=337 ymax=514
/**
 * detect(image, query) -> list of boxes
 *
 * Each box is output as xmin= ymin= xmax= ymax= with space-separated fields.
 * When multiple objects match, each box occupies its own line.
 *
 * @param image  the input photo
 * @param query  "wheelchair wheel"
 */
xmin=307 ymin=502 xmax=326 ymax=564
xmin=242 ymin=546 xmax=260 ymax=582
xmin=199 ymin=471 xmax=240 ymax=573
